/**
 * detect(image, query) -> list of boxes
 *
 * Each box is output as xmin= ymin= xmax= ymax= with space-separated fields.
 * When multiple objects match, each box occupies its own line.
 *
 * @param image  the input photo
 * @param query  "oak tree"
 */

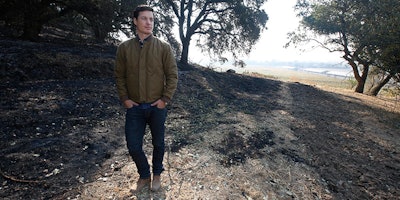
xmin=288 ymin=0 xmax=400 ymax=95
xmin=151 ymin=0 xmax=268 ymax=67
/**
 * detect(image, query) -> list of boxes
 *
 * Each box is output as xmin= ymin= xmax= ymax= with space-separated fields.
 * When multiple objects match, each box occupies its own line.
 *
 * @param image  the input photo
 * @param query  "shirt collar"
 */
xmin=136 ymin=34 xmax=153 ymax=42
xmin=136 ymin=34 xmax=153 ymax=48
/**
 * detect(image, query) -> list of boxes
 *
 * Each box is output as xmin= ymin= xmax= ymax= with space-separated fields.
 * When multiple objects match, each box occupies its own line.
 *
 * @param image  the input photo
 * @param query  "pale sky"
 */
xmin=248 ymin=0 xmax=341 ymax=63
xmin=190 ymin=0 xmax=343 ymax=65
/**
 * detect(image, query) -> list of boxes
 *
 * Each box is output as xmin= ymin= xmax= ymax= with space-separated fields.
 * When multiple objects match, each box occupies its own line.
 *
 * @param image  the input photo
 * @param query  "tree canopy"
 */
xmin=0 ymin=0 xmax=145 ymax=42
xmin=288 ymin=0 xmax=400 ymax=96
xmin=151 ymin=0 xmax=268 ymax=66
xmin=1 ymin=0 xmax=268 ymax=68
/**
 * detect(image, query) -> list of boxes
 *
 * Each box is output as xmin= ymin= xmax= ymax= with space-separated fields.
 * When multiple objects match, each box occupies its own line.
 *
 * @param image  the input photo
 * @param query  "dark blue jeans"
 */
xmin=125 ymin=104 xmax=167 ymax=179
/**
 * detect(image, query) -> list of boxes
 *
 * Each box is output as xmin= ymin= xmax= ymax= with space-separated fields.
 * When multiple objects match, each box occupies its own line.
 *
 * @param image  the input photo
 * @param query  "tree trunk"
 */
xmin=21 ymin=19 xmax=43 ymax=41
xmin=180 ymin=41 xmax=189 ymax=65
xmin=93 ymin=24 xmax=107 ymax=42
xmin=354 ymin=79 xmax=365 ymax=93
xmin=352 ymin=68 xmax=367 ymax=93
xmin=367 ymin=73 xmax=393 ymax=96
xmin=352 ymin=62 xmax=370 ymax=93
xmin=179 ymin=37 xmax=191 ymax=70
xmin=21 ymin=7 xmax=44 ymax=41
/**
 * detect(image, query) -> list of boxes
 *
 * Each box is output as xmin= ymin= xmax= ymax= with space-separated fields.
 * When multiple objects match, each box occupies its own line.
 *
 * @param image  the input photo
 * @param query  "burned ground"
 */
xmin=1 ymin=39 xmax=399 ymax=199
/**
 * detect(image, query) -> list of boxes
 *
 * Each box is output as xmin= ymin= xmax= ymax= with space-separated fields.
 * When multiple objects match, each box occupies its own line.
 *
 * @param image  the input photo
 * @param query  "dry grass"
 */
xmin=244 ymin=67 xmax=399 ymax=114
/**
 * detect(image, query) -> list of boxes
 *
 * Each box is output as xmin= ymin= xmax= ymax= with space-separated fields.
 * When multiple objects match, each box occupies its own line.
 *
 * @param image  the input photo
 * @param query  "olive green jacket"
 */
xmin=114 ymin=35 xmax=178 ymax=103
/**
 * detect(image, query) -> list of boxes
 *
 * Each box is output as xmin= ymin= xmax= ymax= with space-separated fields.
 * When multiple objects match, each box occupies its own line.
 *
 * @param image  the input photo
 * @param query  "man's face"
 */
xmin=134 ymin=10 xmax=154 ymax=36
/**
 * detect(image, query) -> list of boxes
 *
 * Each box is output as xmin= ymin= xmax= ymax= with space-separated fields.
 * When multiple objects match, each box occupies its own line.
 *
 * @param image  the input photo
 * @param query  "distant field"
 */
xmin=215 ymin=65 xmax=398 ymax=101
xmin=240 ymin=66 xmax=354 ymax=90
xmin=239 ymin=66 xmax=398 ymax=111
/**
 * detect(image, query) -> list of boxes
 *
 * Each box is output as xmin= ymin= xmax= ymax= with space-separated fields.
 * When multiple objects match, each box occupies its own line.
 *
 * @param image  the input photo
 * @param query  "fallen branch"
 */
xmin=0 ymin=169 xmax=43 ymax=183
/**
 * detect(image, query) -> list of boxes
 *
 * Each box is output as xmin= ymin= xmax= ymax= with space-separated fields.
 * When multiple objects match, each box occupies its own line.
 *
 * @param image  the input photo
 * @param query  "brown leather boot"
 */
xmin=134 ymin=178 xmax=151 ymax=192
xmin=151 ymin=175 xmax=161 ymax=191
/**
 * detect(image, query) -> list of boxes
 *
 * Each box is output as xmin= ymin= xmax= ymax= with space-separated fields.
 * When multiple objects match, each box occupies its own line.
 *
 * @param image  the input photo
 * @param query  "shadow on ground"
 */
xmin=1 ymin=38 xmax=399 ymax=199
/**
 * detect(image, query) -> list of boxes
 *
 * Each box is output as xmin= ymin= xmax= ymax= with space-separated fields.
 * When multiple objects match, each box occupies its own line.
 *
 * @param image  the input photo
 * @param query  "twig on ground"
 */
xmin=0 ymin=168 xmax=43 ymax=183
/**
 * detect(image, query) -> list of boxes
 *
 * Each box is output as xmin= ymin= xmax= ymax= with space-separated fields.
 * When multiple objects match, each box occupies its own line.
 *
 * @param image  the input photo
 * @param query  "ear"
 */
xmin=133 ymin=18 xmax=137 ymax=26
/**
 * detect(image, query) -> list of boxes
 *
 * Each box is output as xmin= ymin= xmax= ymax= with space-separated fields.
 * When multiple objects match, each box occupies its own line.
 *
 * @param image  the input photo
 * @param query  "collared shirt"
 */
xmin=137 ymin=34 xmax=150 ymax=48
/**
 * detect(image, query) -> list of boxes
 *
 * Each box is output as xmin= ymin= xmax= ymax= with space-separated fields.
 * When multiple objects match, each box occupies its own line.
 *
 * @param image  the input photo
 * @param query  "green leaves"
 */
xmin=291 ymin=0 xmax=400 ymax=95
xmin=0 ymin=0 xmax=146 ymax=42
xmin=153 ymin=0 xmax=268 ymax=65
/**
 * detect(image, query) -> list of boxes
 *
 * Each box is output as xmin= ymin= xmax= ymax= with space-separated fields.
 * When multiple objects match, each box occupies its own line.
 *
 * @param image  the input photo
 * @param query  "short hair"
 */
xmin=133 ymin=5 xmax=153 ymax=19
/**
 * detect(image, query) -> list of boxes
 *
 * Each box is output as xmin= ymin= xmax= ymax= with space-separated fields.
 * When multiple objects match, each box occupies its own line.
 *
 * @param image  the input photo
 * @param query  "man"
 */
xmin=114 ymin=5 xmax=178 ymax=192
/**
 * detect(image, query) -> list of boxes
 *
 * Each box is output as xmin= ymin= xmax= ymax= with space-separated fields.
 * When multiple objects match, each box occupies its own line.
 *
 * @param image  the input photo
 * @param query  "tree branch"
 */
xmin=0 ymin=169 xmax=43 ymax=184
